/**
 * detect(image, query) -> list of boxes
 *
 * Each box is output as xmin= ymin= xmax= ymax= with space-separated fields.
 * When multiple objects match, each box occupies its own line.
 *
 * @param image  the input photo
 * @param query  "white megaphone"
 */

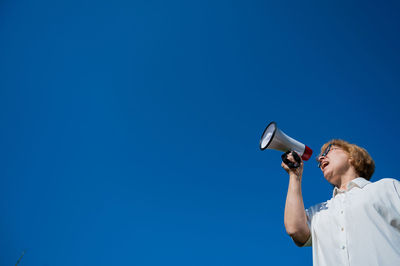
xmin=259 ymin=122 xmax=313 ymax=161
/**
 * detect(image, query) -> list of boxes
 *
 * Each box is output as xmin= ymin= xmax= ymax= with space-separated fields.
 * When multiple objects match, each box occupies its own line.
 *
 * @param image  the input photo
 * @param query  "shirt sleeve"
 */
xmin=393 ymin=179 xmax=400 ymax=200
xmin=298 ymin=201 xmax=328 ymax=247
xmin=392 ymin=179 xmax=400 ymax=231
xmin=298 ymin=208 xmax=313 ymax=247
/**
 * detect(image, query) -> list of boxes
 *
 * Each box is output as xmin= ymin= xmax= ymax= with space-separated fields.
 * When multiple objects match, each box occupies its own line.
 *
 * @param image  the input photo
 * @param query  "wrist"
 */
xmin=289 ymin=173 xmax=302 ymax=181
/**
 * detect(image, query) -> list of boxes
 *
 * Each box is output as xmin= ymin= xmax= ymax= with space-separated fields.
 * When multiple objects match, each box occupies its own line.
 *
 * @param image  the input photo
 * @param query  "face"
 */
xmin=317 ymin=145 xmax=352 ymax=185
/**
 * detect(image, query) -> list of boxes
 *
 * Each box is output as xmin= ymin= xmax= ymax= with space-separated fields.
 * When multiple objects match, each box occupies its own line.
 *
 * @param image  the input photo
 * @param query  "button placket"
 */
xmin=334 ymin=193 xmax=348 ymax=264
xmin=341 ymin=193 xmax=350 ymax=266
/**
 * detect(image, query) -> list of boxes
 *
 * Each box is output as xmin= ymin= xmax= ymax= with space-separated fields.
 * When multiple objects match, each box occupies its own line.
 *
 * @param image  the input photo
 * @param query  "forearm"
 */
xmin=284 ymin=174 xmax=310 ymax=243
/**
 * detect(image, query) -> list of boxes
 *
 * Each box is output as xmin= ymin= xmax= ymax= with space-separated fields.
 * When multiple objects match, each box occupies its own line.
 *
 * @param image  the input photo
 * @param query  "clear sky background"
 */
xmin=1 ymin=0 xmax=400 ymax=265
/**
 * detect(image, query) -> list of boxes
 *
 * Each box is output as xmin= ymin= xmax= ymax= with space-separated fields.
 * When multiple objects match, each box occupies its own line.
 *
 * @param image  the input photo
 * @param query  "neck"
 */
xmin=336 ymin=168 xmax=358 ymax=190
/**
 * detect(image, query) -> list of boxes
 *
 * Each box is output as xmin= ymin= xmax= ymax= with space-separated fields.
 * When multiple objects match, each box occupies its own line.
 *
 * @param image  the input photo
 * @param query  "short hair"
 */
xmin=318 ymin=139 xmax=375 ymax=180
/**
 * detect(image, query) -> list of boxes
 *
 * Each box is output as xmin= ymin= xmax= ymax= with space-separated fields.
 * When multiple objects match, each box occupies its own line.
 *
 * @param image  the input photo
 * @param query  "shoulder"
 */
xmin=370 ymin=178 xmax=400 ymax=187
xmin=369 ymin=178 xmax=400 ymax=198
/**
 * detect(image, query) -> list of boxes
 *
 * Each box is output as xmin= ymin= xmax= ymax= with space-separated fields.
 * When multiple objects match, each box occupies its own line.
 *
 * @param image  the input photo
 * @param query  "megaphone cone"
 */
xmin=259 ymin=122 xmax=313 ymax=161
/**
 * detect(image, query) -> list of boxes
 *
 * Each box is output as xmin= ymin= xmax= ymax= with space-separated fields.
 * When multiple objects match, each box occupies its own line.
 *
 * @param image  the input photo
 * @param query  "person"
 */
xmin=282 ymin=139 xmax=400 ymax=266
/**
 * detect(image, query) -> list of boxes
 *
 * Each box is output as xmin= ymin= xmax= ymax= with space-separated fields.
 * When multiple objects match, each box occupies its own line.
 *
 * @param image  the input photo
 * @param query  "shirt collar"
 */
xmin=333 ymin=177 xmax=371 ymax=197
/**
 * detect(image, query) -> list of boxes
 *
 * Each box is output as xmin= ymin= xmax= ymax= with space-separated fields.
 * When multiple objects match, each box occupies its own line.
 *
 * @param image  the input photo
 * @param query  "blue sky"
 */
xmin=1 ymin=0 xmax=400 ymax=265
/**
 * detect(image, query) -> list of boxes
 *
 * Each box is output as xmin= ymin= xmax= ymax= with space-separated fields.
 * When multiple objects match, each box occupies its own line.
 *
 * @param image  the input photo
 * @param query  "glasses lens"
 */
xmin=323 ymin=144 xmax=332 ymax=157
xmin=317 ymin=144 xmax=332 ymax=168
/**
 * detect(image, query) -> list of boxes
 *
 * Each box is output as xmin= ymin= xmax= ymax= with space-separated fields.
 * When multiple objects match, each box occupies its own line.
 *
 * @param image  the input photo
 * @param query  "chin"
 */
xmin=323 ymin=172 xmax=331 ymax=180
xmin=326 ymin=177 xmax=340 ymax=187
xmin=323 ymin=173 xmax=336 ymax=185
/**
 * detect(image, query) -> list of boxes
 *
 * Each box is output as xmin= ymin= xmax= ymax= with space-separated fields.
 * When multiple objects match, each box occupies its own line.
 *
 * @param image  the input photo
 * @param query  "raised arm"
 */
xmin=282 ymin=152 xmax=310 ymax=246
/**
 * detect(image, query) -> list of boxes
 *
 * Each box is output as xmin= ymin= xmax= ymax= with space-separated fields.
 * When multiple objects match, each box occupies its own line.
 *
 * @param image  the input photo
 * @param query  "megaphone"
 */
xmin=259 ymin=122 xmax=313 ymax=161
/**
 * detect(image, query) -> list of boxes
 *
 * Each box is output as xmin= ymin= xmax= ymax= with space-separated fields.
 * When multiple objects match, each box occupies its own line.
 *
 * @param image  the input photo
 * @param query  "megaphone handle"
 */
xmin=281 ymin=150 xmax=302 ymax=169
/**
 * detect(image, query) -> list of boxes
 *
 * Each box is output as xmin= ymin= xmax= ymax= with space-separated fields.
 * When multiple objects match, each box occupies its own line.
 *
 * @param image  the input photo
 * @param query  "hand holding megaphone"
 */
xmin=281 ymin=151 xmax=304 ymax=177
xmin=259 ymin=122 xmax=313 ymax=169
xmin=281 ymin=150 xmax=302 ymax=169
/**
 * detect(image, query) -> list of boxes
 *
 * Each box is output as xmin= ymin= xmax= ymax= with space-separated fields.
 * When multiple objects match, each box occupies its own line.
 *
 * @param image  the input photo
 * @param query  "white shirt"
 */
xmin=303 ymin=178 xmax=400 ymax=266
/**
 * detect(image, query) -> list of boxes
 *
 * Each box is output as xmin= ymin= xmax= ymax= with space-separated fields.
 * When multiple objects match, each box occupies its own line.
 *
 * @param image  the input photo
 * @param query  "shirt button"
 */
xmin=341 ymin=210 xmax=344 ymax=214
xmin=341 ymin=227 xmax=344 ymax=231
xmin=342 ymin=246 xmax=346 ymax=250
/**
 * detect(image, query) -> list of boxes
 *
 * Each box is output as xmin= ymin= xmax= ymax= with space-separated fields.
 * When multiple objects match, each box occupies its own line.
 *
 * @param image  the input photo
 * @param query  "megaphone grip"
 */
xmin=281 ymin=150 xmax=302 ymax=169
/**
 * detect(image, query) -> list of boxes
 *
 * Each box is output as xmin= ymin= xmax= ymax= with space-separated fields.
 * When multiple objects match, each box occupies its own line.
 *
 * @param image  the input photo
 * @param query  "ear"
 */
xmin=347 ymin=156 xmax=358 ymax=173
xmin=348 ymin=156 xmax=354 ymax=165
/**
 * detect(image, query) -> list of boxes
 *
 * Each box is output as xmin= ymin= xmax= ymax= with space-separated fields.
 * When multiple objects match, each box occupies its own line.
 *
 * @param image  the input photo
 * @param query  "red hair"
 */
xmin=319 ymin=139 xmax=375 ymax=180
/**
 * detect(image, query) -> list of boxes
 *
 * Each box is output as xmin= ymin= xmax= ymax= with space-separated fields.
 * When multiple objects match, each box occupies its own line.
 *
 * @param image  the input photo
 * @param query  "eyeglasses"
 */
xmin=317 ymin=144 xmax=332 ymax=168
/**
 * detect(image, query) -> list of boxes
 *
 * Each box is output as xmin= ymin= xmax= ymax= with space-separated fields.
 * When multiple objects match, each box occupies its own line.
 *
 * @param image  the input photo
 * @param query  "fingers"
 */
xmin=282 ymin=151 xmax=301 ymax=169
xmin=281 ymin=150 xmax=304 ymax=175
xmin=281 ymin=161 xmax=291 ymax=174
xmin=291 ymin=151 xmax=303 ymax=165
xmin=281 ymin=161 xmax=289 ymax=170
xmin=287 ymin=151 xmax=303 ymax=162
xmin=288 ymin=151 xmax=303 ymax=166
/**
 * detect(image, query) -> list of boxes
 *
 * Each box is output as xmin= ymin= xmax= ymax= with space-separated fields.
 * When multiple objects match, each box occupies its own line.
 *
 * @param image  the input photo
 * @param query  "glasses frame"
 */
xmin=317 ymin=143 xmax=332 ymax=168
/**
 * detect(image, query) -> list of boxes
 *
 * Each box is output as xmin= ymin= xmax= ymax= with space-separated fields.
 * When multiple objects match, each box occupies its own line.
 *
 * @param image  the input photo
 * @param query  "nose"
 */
xmin=317 ymin=156 xmax=325 ymax=168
